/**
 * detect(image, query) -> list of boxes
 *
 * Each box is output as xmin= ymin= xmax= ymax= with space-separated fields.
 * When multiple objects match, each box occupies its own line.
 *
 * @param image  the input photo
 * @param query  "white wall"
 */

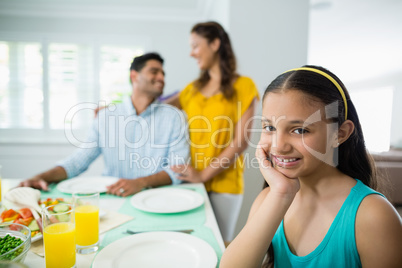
xmin=347 ymin=73 xmax=402 ymax=148
xmin=308 ymin=0 xmax=402 ymax=149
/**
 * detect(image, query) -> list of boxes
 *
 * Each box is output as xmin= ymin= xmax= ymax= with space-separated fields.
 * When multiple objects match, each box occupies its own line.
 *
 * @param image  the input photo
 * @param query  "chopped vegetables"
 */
xmin=0 ymin=209 xmax=21 ymax=223
xmin=1 ymin=197 xmax=70 ymax=238
xmin=40 ymin=197 xmax=66 ymax=208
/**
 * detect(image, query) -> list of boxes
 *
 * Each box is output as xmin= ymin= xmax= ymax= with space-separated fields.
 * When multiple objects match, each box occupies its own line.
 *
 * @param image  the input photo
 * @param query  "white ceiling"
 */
xmin=309 ymin=0 xmax=402 ymax=84
xmin=0 ymin=0 xmax=211 ymax=21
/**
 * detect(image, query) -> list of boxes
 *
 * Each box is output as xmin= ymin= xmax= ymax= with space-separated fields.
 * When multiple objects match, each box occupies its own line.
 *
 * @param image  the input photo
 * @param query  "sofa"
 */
xmin=371 ymin=148 xmax=402 ymax=205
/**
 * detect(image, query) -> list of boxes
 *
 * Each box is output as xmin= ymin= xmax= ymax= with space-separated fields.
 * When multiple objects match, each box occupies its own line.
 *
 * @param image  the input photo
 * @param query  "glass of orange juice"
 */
xmin=42 ymin=203 xmax=76 ymax=268
xmin=73 ymin=192 xmax=100 ymax=254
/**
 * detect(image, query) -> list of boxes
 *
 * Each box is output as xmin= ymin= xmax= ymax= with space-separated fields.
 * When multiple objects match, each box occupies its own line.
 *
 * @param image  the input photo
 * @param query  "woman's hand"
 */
xmin=170 ymin=164 xmax=205 ymax=183
xmin=256 ymin=142 xmax=300 ymax=197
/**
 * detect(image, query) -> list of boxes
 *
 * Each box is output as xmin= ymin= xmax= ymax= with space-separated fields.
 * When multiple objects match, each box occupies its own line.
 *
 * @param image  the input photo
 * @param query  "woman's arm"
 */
xmin=200 ymin=98 xmax=257 ymax=181
xmin=356 ymin=194 xmax=402 ymax=267
xmin=173 ymin=98 xmax=257 ymax=183
xmin=163 ymin=92 xmax=181 ymax=109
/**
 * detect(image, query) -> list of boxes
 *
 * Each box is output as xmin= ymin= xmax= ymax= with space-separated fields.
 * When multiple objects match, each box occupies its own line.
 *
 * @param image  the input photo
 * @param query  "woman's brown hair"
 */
xmin=191 ymin=21 xmax=238 ymax=99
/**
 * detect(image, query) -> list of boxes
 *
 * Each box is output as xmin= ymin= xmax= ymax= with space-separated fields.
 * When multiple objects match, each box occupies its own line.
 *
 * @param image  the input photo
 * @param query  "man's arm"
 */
xmin=19 ymin=166 xmax=68 ymax=191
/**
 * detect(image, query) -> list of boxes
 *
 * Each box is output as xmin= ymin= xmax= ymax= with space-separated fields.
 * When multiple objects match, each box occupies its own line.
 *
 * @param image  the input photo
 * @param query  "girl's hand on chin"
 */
xmin=256 ymin=142 xmax=300 ymax=197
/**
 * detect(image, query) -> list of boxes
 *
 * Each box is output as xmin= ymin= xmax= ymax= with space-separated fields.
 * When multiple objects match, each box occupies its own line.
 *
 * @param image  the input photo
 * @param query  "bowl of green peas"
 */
xmin=0 ymin=223 xmax=31 ymax=263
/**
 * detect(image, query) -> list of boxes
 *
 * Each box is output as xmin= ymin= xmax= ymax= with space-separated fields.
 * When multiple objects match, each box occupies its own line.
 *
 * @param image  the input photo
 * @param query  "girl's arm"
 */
xmin=220 ymin=188 xmax=294 ymax=267
xmin=172 ymin=98 xmax=257 ymax=182
xmin=356 ymin=194 xmax=402 ymax=267
xmin=220 ymin=143 xmax=300 ymax=268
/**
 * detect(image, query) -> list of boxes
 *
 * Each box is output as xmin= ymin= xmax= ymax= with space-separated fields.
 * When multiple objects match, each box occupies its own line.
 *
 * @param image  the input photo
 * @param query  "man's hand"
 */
xmin=106 ymin=178 xmax=146 ymax=197
xmin=18 ymin=166 xmax=66 ymax=191
xmin=18 ymin=176 xmax=49 ymax=191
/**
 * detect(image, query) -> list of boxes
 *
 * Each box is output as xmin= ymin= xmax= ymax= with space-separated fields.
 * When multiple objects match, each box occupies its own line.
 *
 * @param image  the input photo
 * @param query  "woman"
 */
xmin=167 ymin=21 xmax=259 ymax=243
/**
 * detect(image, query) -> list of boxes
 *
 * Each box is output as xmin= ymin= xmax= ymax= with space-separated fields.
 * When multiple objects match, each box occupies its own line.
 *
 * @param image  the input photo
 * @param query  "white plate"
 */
xmin=130 ymin=188 xmax=204 ymax=213
xmin=92 ymin=231 xmax=217 ymax=268
xmin=56 ymin=176 xmax=118 ymax=194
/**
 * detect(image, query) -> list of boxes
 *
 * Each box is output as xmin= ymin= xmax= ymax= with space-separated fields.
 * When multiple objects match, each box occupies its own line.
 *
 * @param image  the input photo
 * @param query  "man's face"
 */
xmin=132 ymin=59 xmax=165 ymax=98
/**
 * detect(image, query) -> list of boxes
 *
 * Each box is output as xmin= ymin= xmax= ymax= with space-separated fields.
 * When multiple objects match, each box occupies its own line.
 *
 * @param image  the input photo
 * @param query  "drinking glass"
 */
xmin=73 ymin=192 xmax=100 ymax=254
xmin=0 ymin=164 xmax=2 ymax=204
xmin=42 ymin=204 xmax=76 ymax=268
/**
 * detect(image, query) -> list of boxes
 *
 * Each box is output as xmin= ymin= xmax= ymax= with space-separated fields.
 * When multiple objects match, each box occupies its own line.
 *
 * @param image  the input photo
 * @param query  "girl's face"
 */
xmin=189 ymin=32 xmax=219 ymax=70
xmin=261 ymin=90 xmax=337 ymax=179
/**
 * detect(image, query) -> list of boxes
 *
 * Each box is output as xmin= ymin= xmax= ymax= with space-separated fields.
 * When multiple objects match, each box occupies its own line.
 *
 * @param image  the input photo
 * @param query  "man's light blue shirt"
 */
xmin=58 ymin=97 xmax=190 ymax=184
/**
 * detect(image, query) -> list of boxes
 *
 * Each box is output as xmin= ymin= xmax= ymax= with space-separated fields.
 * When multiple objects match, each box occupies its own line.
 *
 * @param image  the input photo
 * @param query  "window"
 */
xmin=0 ymin=42 xmax=43 ymax=129
xmin=0 ymin=38 xmax=144 ymax=141
xmin=350 ymin=87 xmax=393 ymax=153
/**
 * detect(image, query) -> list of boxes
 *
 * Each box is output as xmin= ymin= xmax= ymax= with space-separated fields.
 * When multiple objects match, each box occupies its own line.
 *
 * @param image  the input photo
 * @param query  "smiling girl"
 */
xmin=220 ymin=66 xmax=402 ymax=267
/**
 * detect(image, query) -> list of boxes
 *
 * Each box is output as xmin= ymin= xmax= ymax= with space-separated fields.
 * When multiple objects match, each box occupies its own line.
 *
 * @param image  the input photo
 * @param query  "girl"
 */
xmin=166 ymin=21 xmax=259 ymax=243
xmin=220 ymin=66 xmax=402 ymax=267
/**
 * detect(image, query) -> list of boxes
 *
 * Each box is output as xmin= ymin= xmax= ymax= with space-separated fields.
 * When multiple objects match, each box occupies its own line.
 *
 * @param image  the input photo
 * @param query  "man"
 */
xmin=20 ymin=52 xmax=189 ymax=197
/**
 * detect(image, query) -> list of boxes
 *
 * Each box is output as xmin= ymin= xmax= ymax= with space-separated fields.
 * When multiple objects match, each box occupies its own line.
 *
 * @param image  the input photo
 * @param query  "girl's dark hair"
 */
xmin=261 ymin=65 xmax=379 ymax=268
xmin=191 ymin=21 xmax=238 ymax=99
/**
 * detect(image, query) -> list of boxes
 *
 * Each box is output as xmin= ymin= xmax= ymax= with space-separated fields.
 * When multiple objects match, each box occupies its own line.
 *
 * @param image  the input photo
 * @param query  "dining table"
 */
xmin=1 ymin=178 xmax=225 ymax=268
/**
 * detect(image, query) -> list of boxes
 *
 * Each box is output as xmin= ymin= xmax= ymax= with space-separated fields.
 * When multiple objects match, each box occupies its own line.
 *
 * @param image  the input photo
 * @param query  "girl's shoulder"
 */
xmin=355 ymin=193 xmax=402 ymax=266
xmin=356 ymin=193 xmax=400 ymax=229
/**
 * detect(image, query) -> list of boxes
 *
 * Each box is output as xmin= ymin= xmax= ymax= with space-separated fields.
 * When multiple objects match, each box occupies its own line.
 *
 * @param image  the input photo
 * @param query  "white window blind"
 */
xmin=0 ymin=39 xmax=144 ymax=138
xmin=0 ymin=42 xmax=43 ymax=129
xmin=49 ymin=43 xmax=94 ymax=129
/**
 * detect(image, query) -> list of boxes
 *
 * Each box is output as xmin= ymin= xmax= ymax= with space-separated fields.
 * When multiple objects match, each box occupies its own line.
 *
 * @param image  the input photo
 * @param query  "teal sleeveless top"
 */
xmin=272 ymin=179 xmax=383 ymax=268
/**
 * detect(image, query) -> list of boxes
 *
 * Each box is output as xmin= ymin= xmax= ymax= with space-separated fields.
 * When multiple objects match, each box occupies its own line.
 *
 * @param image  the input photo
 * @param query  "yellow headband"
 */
xmin=284 ymin=67 xmax=348 ymax=120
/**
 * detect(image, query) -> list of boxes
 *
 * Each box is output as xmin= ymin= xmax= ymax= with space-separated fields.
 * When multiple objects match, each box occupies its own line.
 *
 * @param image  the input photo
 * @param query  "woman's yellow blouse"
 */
xmin=179 ymin=76 xmax=259 ymax=194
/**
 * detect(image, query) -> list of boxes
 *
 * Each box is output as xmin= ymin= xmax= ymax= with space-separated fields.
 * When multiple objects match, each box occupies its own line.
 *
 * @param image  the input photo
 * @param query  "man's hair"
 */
xmin=130 ymin=52 xmax=164 ymax=72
